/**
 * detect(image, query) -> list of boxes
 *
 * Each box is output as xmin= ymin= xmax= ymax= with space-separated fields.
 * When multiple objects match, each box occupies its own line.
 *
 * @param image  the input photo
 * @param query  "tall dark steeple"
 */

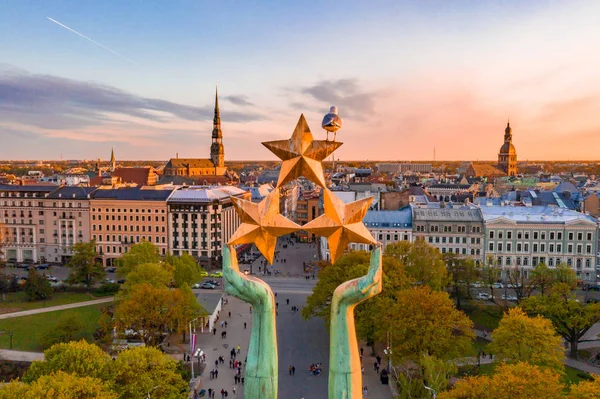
xmin=210 ymin=87 xmax=225 ymax=168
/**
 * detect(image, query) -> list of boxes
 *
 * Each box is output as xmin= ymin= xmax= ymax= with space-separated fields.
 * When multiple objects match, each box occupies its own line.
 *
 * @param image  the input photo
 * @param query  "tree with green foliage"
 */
xmin=40 ymin=314 xmax=86 ymax=349
xmin=168 ymin=253 xmax=205 ymax=288
xmin=117 ymin=241 xmax=160 ymax=278
xmin=66 ymin=240 xmax=105 ymax=296
xmin=24 ymin=340 xmax=113 ymax=383
xmin=521 ymin=283 xmax=600 ymax=358
xmin=530 ymin=262 xmax=555 ymax=297
xmin=23 ymin=268 xmax=53 ymax=301
xmin=1 ymin=371 xmax=117 ymax=399
xmin=385 ymin=240 xmax=450 ymax=290
xmin=489 ymin=307 xmax=564 ymax=372
xmin=421 ymin=354 xmax=458 ymax=396
xmin=121 ymin=262 xmax=174 ymax=291
xmin=19 ymin=340 xmax=188 ymax=399
xmin=439 ymin=362 xmax=564 ymax=399
xmin=375 ymin=286 xmax=474 ymax=363
xmin=113 ymin=346 xmax=188 ymax=399
xmin=115 ymin=283 xmax=201 ymax=347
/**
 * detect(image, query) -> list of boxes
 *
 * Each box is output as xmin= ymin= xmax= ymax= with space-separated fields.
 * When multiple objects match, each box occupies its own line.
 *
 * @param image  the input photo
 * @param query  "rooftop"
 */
xmin=413 ymin=205 xmax=483 ymax=222
xmin=480 ymin=205 xmax=597 ymax=224
xmin=168 ymin=186 xmax=248 ymax=203
xmin=363 ymin=207 xmax=412 ymax=228
xmin=91 ymin=186 xmax=174 ymax=201
xmin=46 ymin=186 xmax=98 ymax=199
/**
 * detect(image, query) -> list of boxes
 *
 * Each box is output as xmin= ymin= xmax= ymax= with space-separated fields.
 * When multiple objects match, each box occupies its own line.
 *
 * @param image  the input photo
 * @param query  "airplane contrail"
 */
xmin=47 ymin=17 xmax=137 ymax=66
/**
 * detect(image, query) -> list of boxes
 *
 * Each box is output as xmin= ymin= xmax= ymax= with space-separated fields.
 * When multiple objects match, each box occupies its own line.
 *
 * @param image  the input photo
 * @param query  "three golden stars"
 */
xmin=228 ymin=113 xmax=377 ymax=265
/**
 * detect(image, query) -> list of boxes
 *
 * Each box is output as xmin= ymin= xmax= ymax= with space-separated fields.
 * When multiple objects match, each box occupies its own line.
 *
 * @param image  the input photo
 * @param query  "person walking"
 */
xmin=237 ymin=345 xmax=241 ymax=354
xmin=244 ymin=322 xmax=247 ymax=329
xmin=232 ymin=386 xmax=236 ymax=396
xmin=228 ymin=311 xmax=231 ymax=318
xmin=286 ymin=298 xmax=290 ymax=305
xmin=363 ymin=385 xmax=368 ymax=395
xmin=292 ymin=365 xmax=296 ymax=375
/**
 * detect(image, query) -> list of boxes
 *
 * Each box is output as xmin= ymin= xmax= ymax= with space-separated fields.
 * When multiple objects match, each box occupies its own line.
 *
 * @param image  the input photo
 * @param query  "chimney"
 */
xmin=176 ymin=152 xmax=179 ymax=159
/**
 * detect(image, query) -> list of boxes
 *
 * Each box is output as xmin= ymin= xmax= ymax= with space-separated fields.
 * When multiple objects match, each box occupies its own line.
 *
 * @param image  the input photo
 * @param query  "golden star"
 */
xmin=303 ymin=189 xmax=377 ymax=264
xmin=262 ymin=114 xmax=342 ymax=188
xmin=228 ymin=190 xmax=299 ymax=265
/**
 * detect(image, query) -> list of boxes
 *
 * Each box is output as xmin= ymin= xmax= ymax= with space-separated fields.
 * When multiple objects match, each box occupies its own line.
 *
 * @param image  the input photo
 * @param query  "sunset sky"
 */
xmin=1 ymin=1 xmax=600 ymax=161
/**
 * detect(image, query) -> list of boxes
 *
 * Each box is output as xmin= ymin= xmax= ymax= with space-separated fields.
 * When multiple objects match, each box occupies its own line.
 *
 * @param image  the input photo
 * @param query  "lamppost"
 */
xmin=424 ymin=384 xmax=437 ymax=399
xmin=146 ymin=385 xmax=159 ymax=399
xmin=189 ymin=315 xmax=204 ymax=381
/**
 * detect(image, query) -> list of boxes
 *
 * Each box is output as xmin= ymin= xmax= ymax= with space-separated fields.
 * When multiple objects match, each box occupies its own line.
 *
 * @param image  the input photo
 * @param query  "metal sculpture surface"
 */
xmin=229 ymin=189 xmax=300 ymax=265
xmin=329 ymin=246 xmax=382 ymax=398
xmin=303 ymin=187 xmax=377 ymax=264
xmin=262 ymin=114 xmax=342 ymax=188
xmin=223 ymin=246 xmax=278 ymax=397
xmin=226 ymin=108 xmax=381 ymax=399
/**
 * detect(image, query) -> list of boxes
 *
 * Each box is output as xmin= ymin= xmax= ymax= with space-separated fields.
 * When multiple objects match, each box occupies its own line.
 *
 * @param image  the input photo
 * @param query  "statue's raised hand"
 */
xmin=223 ymin=245 xmax=278 ymax=399
xmin=329 ymin=245 xmax=383 ymax=399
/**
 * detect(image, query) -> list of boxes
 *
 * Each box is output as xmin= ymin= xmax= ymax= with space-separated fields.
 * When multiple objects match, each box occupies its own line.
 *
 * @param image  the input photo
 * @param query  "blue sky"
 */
xmin=1 ymin=1 xmax=600 ymax=161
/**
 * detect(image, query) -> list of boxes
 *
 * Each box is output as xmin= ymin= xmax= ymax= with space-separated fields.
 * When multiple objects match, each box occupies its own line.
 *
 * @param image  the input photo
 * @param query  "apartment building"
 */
xmin=167 ymin=186 xmax=250 ymax=268
xmin=412 ymin=204 xmax=485 ymax=262
xmin=0 ymin=184 xmax=56 ymax=263
xmin=350 ymin=207 xmax=413 ymax=252
xmin=90 ymin=186 xmax=174 ymax=266
xmin=296 ymin=193 xmax=321 ymax=242
xmin=43 ymin=186 xmax=96 ymax=264
xmin=481 ymin=205 xmax=598 ymax=281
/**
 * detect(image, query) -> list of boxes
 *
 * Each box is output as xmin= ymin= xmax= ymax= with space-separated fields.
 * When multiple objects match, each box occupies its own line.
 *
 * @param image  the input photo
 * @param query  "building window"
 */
xmin=587 ymin=233 xmax=593 ymax=241
xmin=507 ymin=231 xmax=512 ymax=239
xmin=489 ymin=243 xmax=494 ymax=252
xmin=489 ymin=231 xmax=494 ymax=239
xmin=568 ymin=232 xmax=574 ymax=240
xmin=550 ymin=232 xmax=555 ymax=240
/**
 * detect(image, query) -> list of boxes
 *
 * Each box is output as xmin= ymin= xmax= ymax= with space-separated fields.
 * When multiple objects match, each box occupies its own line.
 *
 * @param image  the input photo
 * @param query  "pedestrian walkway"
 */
xmin=0 ymin=297 xmax=114 ymax=320
xmin=0 ymin=349 xmax=43 ymax=361
xmin=187 ymin=295 xmax=252 ymax=398
xmin=358 ymin=344 xmax=394 ymax=398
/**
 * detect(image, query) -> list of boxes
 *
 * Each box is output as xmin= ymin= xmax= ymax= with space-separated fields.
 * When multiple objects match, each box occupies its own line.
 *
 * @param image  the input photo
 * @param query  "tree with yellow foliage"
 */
xmin=569 ymin=375 xmax=600 ymax=398
xmin=439 ymin=362 xmax=564 ymax=399
xmin=0 ymin=371 xmax=117 ymax=399
xmin=489 ymin=307 xmax=564 ymax=372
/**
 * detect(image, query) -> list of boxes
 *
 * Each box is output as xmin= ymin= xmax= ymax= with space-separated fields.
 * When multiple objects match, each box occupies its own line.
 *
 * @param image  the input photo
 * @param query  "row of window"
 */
xmin=92 ymin=208 xmax=165 ymax=213
xmin=488 ymin=242 xmax=593 ymax=254
xmin=92 ymin=224 xmax=165 ymax=233
xmin=92 ymin=214 xmax=165 ymax=222
xmin=489 ymin=230 xmax=594 ymax=241
xmin=98 ymin=245 xmax=167 ymax=255
xmin=440 ymin=247 xmax=481 ymax=256
xmin=428 ymin=236 xmax=482 ymax=245
xmin=415 ymin=225 xmax=482 ymax=233
xmin=93 ymin=235 xmax=166 ymax=244
xmin=496 ymin=256 xmax=593 ymax=268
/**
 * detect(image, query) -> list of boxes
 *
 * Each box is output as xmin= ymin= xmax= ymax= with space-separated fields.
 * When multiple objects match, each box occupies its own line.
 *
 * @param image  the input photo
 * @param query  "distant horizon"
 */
xmin=2 ymin=2 xmax=600 ymax=160
xmin=2 ymin=159 xmax=600 ymax=164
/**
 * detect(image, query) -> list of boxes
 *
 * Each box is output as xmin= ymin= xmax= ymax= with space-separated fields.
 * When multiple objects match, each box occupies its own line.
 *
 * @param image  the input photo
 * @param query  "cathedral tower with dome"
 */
xmin=498 ymin=121 xmax=517 ymax=176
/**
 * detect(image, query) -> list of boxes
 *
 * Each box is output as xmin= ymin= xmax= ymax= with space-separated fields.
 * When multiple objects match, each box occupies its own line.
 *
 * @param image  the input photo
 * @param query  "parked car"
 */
xmin=243 ymin=269 xmax=250 ymax=275
xmin=209 ymin=271 xmax=223 ymax=278
xmin=36 ymin=264 xmax=50 ymax=270
xmin=207 ymin=279 xmax=220 ymax=286
xmin=106 ymin=267 xmax=117 ymax=273
xmin=45 ymin=275 xmax=58 ymax=282
xmin=200 ymin=282 xmax=216 ymax=289
xmin=492 ymin=283 xmax=504 ymax=289
xmin=502 ymin=294 xmax=518 ymax=302
xmin=471 ymin=282 xmax=483 ymax=288
xmin=477 ymin=293 xmax=491 ymax=300
xmin=105 ymin=278 xmax=116 ymax=283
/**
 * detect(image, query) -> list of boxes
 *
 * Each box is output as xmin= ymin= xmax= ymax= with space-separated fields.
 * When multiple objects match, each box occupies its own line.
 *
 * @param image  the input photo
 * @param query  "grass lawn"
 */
xmin=0 ymin=291 xmax=96 ymax=313
xmin=463 ymin=303 xmax=504 ymax=331
xmin=0 ymin=304 xmax=104 ymax=352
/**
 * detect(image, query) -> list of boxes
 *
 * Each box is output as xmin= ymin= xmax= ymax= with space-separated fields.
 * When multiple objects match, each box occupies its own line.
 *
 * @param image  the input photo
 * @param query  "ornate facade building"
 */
xmin=498 ymin=121 xmax=518 ymax=176
xmin=163 ymin=90 xmax=228 ymax=180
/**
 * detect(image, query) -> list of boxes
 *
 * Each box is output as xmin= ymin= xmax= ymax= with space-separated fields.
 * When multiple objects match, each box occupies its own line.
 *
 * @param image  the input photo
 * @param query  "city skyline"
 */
xmin=2 ymin=1 xmax=600 ymax=161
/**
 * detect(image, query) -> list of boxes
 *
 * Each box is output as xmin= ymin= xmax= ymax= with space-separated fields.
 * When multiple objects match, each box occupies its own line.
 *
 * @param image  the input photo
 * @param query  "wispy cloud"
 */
xmin=223 ymin=95 xmax=254 ymax=107
xmin=0 ymin=68 xmax=263 ymax=130
xmin=288 ymin=78 xmax=377 ymax=119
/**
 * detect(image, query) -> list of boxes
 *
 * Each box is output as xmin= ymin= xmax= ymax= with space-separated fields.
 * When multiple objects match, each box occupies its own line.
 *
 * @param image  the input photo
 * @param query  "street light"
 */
xmin=189 ymin=315 xmax=204 ymax=381
xmin=146 ymin=385 xmax=159 ymax=399
xmin=424 ymin=384 xmax=437 ymax=399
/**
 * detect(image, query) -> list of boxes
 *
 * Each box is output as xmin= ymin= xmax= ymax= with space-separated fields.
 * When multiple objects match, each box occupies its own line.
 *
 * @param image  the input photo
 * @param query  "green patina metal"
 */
xmin=223 ymin=245 xmax=278 ymax=399
xmin=329 ymin=246 xmax=383 ymax=399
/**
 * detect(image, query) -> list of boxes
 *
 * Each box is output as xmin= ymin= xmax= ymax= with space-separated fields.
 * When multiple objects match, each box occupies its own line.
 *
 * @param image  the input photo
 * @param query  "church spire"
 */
xmin=210 ymin=87 xmax=225 ymax=168
xmin=110 ymin=147 xmax=116 ymax=172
